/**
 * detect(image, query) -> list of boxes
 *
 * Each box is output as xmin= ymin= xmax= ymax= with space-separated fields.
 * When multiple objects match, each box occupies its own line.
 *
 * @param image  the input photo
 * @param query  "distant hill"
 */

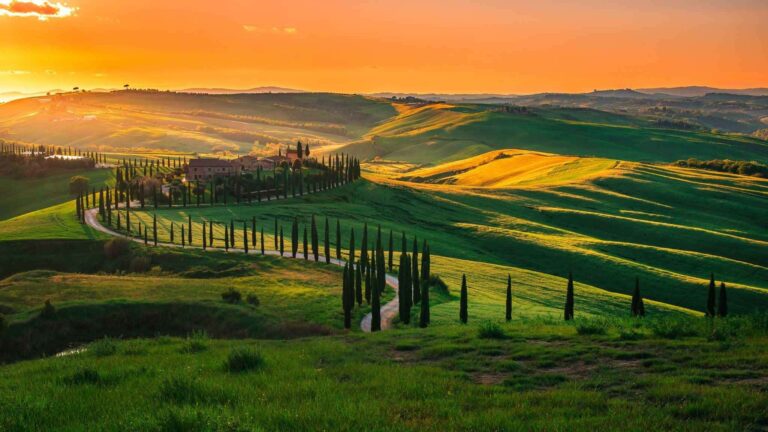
xmin=179 ymin=86 xmax=304 ymax=95
xmin=637 ymin=86 xmax=768 ymax=97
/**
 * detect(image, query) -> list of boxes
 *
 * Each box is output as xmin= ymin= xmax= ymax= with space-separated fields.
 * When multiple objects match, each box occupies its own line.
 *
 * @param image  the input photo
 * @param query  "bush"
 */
xmin=424 ymin=275 xmax=449 ymax=294
xmin=246 ymin=293 xmax=260 ymax=306
xmin=221 ymin=288 xmax=242 ymax=304
xmin=478 ymin=321 xmax=506 ymax=339
xmin=89 ymin=337 xmax=118 ymax=357
xmin=129 ymin=256 xmax=152 ymax=273
xmin=224 ymin=347 xmax=264 ymax=373
xmin=40 ymin=300 xmax=56 ymax=319
xmin=104 ymin=238 xmax=131 ymax=259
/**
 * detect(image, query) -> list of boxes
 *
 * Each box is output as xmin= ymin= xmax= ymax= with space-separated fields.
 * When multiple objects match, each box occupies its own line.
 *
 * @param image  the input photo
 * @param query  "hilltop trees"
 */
xmin=564 ymin=272 xmax=574 ymax=321
xmin=631 ymin=277 xmax=645 ymax=317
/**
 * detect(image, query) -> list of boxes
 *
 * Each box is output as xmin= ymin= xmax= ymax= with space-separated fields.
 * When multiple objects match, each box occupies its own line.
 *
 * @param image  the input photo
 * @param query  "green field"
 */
xmin=345 ymin=104 xmax=768 ymax=164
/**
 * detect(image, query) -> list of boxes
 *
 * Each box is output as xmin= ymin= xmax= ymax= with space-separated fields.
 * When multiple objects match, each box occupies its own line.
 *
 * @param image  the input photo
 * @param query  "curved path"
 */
xmin=84 ymin=206 xmax=399 ymax=332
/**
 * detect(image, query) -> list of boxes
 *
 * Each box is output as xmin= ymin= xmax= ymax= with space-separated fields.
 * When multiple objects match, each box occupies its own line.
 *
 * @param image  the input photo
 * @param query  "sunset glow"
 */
xmin=1 ymin=0 xmax=767 ymax=94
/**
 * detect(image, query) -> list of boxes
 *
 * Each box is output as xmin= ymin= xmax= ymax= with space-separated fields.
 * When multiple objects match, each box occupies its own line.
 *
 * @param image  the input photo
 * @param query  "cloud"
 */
xmin=243 ymin=25 xmax=297 ymax=35
xmin=0 ymin=0 xmax=76 ymax=20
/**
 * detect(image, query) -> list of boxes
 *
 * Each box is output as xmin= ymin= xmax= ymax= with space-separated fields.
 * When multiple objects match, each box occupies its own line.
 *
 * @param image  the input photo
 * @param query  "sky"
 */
xmin=1 ymin=0 xmax=767 ymax=94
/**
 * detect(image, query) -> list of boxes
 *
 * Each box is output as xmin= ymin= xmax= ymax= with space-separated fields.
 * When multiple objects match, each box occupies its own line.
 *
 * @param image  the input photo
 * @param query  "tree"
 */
xmin=631 ymin=277 xmax=645 ymax=317
xmin=261 ymin=227 xmax=265 ymax=255
xmin=420 ymin=275 xmax=430 ymax=328
xmin=342 ymin=263 xmax=353 ymax=329
xmin=229 ymin=220 xmax=235 ymax=248
xmin=297 ymin=140 xmax=303 ymax=159
xmin=291 ymin=218 xmax=299 ymax=258
xmin=209 ymin=221 xmax=214 ymax=247
xmin=564 ymin=272 xmax=574 ymax=321
xmin=370 ymin=270 xmax=381 ymax=332
xmin=251 ymin=216 xmax=256 ymax=247
xmin=303 ymin=226 xmax=308 ymax=260
xmin=706 ymin=273 xmax=717 ymax=317
xmin=224 ymin=225 xmax=229 ymax=250
xmin=279 ymin=226 xmax=285 ymax=256
xmin=170 ymin=222 xmax=174 ymax=243
xmin=336 ymin=219 xmax=342 ymax=260
xmin=412 ymin=238 xmax=420 ymax=305
xmin=348 ymin=227 xmax=356 ymax=265
xmin=69 ymin=176 xmax=89 ymax=196
xmin=311 ymin=215 xmax=319 ymax=261
xmin=718 ymin=282 xmax=728 ymax=317
xmin=355 ymin=262 xmax=363 ymax=306
xmin=421 ymin=240 xmax=430 ymax=282
xmin=365 ymin=267 xmax=372 ymax=304
xmin=274 ymin=218 xmax=278 ymax=250
xmin=460 ymin=274 xmax=468 ymax=324
xmin=505 ymin=274 xmax=512 ymax=321
xmin=243 ymin=222 xmax=248 ymax=254
xmin=188 ymin=215 xmax=193 ymax=245
xmin=324 ymin=217 xmax=331 ymax=264
xmin=398 ymin=253 xmax=411 ymax=325
xmin=305 ymin=143 xmax=310 ymax=158
xmin=153 ymin=214 xmax=158 ymax=246
xmin=202 ymin=222 xmax=207 ymax=250
xmin=360 ymin=222 xmax=369 ymax=272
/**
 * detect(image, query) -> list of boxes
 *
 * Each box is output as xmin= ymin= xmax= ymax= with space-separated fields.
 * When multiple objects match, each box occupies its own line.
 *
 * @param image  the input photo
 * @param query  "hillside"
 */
xmin=343 ymin=104 xmax=768 ymax=165
xmin=0 ymin=91 xmax=397 ymax=155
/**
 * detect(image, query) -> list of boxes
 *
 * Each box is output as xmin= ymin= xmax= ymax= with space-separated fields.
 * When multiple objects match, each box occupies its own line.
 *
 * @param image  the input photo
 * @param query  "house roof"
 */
xmin=188 ymin=158 xmax=232 ymax=168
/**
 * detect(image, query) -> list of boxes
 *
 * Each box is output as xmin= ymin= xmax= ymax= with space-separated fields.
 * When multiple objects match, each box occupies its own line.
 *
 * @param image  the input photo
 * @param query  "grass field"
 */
xmin=346 ymin=104 xmax=768 ymax=164
xmin=1 ymin=316 xmax=767 ymax=431
xmin=0 ymin=168 xmax=113 ymax=220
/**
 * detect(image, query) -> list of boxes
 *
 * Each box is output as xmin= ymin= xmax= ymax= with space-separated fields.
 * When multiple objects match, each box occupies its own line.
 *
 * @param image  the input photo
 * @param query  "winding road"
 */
xmin=84 ymin=205 xmax=399 ymax=332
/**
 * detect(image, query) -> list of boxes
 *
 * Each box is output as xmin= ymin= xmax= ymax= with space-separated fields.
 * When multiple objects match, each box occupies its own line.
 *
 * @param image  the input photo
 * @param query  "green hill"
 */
xmin=343 ymin=104 xmax=768 ymax=164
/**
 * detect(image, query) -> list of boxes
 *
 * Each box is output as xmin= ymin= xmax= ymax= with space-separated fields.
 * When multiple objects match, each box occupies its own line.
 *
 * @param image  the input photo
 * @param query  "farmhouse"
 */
xmin=231 ymin=155 xmax=277 ymax=171
xmin=186 ymin=158 xmax=234 ymax=180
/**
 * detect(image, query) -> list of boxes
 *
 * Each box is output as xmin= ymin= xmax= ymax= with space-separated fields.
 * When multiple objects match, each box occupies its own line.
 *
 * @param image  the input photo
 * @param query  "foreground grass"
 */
xmin=1 ymin=317 xmax=766 ymax=431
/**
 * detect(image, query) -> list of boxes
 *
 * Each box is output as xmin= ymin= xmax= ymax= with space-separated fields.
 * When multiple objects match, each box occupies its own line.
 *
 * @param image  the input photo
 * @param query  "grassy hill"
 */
xmin=343 ymin=104 xmax=768 ymax=164
xmin=0 ymin=91 xmax=397 ymax=155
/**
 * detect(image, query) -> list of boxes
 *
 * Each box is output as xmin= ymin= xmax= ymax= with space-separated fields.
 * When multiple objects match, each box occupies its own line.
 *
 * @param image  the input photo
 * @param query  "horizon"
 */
xmin=2 ymin=0 xmax=767 ymax=94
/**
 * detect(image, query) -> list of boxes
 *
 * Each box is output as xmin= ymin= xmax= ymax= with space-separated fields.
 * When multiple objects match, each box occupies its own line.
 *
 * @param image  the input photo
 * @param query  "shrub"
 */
xmin=224 ymin=347 xmax=264 ymax=373
xmin=576 ymin=321 xmax=607 ymax=336
xmin=90 ymin=337 xmax=118 ymax=357
xmin=477 ymin=321 xmax=506 ymax=339
xmin=221 ymin=288 xmax=242 ymax=304
xmin=425 ymin=275 xmax=449 ymax=294
xmin=246 ymin=293 xmax=260 ymax=306
xmin=104 ymin=238 xmax=131 ymax=259
xmin=63 ymin=367 xmax=101 ymax=385
xmin=40 ymin=300 xmax=56 ymax=319
xmin=129 ymin=256 xmax=152 ymax=273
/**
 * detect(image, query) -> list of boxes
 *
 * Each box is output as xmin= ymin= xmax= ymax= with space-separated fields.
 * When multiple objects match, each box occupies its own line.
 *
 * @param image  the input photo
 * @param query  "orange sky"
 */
xmin=1 ymin=0 xmax=767 ymax=94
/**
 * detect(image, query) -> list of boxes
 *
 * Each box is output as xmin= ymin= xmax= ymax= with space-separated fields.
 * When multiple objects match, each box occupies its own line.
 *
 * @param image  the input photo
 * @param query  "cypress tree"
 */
xmin=279 ymin=226 xmax=284 ymax=256
xmin=420 ymin=272 xmax=430 ymax=328
xmin=229 ymin=220 xmax=235 ymax=247
xmin=311 ymin=215 xmax=319 ymax=261
xmin=202 ymin=222 xmax=207 ymax=250
xmin=303 ymin=226 xmax=308 ymax=260
xmin=631 ymin=277 xmax=645 ymax=317
xmin=376 ymin=239 xmax=386 ymax=301
xmin=365 ymin=267 xmax=372 ymax=304
xmin=144 ymin=224 xmax=148 ymax=245
xmin=368 ymin=272 xmax=381 ymax=332
xmin=421 ymin=241 xmax=430 ymax=281
xmin=181 ymin=225 xmax=186 ymax=248
xmin=336 ymin=219 xmax=342 ymax=260
xmin=291 ymin=218 xmax=299 ymax=258
xmin=224 ymin=225 xmax=229 ymax=251
xmin=412 ymin=238 xmax=420 ymax=305
xmin=398 ymin=253 xmax=411 ymax=324
xmin=460 ymin=274 xmax=468 ymax=324
xmin=251 ymin=216 xmax=256 ymax=247
xmin=717 ymin=282 xmax=728 ymax=317
xmin=342 ymin=263 xmax=353 ymax=329
xmin=170 ymin=222 xmax=174 ymax=243
xmin=505 ymin=274 xmax=512 ymax=321
xmin=361 ymin=222 xmax=369 ymax=271
xmin=243 ymin=222 xmax=248 ymax=254
xmin=274 ymin=218 xmax=278 ymax=250
xmin=388 ymin=230 xmax=394 ymax=271
xmin=188 ymin=215 xmax=192 ymax=245
xmin=324 ymin=217 xmax=330 ymax=264
xmin=706 ymin=273 xmax=717 ymax=317
xmin=348 ymin=228 xmax=356 ymax=265
xmin=209 ymin=221 xmax=213 ymax=247
xmin=355 ymin=261 xmax=363 ymax=306
xmin=564 ymin=272 xmax=574 ymax=321
xmin=260 ymin=227 xmax=265 ymax=255
xmin=401 ymin=232 xmax=407 ymax=257
xmin=153 ymin=214 xmax=158 ymax=246
xmin=116 ymin=211 xmax=121 ymax=230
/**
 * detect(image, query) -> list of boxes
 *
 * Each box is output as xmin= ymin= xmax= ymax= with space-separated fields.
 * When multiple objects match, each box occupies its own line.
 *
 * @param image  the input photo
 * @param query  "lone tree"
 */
xmin=706 ymin=273 xmax=717 ymax=317
xmin=291 ymin=218 xmax=299 ymax=258
xmin=718 ymin=282 xmax=728 ymax=317
xmin=311 ymin=215 xmax=319 ymax=262
xmin=303 ymin=226 xmax=309 ymax=260
xmin=342 ymin=263 xmax=354 ymax=329
xmin=631 ymin=277 xmax=645 ymax=317
xmin=505 ymin=274 xmax=512 ymax=321
xmin=459 ymin=274 xmax=468 ymax=324
xmin=564 ymin=272 xmax=575 ymax=321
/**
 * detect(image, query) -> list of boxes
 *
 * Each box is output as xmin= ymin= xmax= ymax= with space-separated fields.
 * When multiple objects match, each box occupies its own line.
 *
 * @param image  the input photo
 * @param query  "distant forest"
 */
xmin=674 ymin=158 xmax=768 ymax=178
